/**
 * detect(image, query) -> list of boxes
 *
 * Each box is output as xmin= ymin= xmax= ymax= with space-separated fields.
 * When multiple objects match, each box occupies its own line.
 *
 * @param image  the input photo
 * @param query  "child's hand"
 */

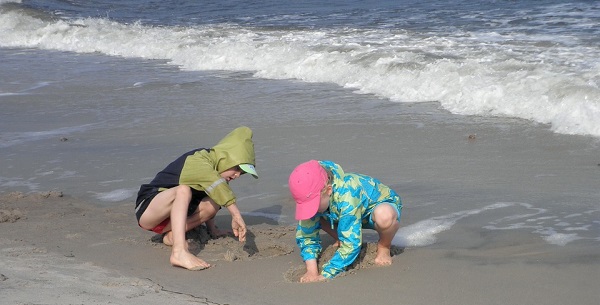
xmin=300 ymin=273 xmax=326 ymax=283
xmin=231 ymin=215 xmax=247 ymax=242
xmin=226 ymin=203 xmax=247 ymax=242
xmin=301 ymin=259 xmax=325 ymax=283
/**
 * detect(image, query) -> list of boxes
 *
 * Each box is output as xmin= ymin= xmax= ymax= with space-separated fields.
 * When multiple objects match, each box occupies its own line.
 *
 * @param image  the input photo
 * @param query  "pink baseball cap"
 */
xmin=289 ymin=160 xmax=328 ymax=220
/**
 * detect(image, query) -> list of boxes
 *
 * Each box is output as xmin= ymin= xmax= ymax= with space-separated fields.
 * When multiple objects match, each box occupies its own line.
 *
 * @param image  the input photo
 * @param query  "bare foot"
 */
xmin=162 ymin=232 xmax=173 ymax=246
xmin=374 ymin=246 xmax=393 ymax=266
xmin=170 ymin=248 xmax=210 ymax=271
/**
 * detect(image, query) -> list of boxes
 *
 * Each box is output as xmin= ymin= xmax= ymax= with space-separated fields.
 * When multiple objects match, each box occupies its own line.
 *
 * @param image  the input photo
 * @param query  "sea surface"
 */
xmin=2 ymin=0 xmax=599 ymax=137
xmin=1 ymin=0 xmax=599 ymax=250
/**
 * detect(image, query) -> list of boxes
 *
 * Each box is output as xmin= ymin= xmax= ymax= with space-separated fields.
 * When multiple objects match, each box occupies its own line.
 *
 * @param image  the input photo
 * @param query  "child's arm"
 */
xmin=321 ymin=197 xmax=363 ymax=278
xmin=300 ymin=259 xmax=326 ymax=283
xmin=296 ymin=219 xmax=326 ymax=283
xmin=226 ymin=202 xmax=247 ymax=242
xmin=296 ymin=219 xmax=323 ymax=261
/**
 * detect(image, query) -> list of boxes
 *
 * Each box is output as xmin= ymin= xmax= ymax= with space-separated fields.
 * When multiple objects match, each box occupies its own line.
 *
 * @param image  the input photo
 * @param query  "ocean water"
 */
xmin=1 ymin=0 xmax=599 ymax=250
xmin=2 ymin=0 xmax=599 ymax=136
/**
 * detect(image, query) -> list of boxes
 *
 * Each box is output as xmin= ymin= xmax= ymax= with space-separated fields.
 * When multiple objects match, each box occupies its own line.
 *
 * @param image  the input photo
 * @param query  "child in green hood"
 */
xmin=135 ymin=126 xmax=258 ymax=271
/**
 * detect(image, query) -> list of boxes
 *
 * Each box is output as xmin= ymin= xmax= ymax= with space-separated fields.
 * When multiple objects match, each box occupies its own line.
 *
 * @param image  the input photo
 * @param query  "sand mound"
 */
xmin=0 ymin=191 xmax=63 ymax=202
xmin=0 ymin=209 xmax=23 ymax=223
xmin=151 ymin=224 xmax=296 ymax=262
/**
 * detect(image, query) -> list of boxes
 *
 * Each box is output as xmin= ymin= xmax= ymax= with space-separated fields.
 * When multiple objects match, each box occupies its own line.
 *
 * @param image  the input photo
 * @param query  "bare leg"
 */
xmin=138 ymin=186 xmax=211 ymax=270
xmin=163 ymin=197 xmax=220 ymax=246
xmin=319 ymin=217 xmax=340 ymax=247
xmin=372 ymin=204 xmax=400 ymax=266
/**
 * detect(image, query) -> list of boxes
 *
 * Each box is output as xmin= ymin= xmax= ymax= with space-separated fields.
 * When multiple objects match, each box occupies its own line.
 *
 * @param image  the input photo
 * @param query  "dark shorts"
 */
xmin=134 ymin=185 xmax=208 ymax=233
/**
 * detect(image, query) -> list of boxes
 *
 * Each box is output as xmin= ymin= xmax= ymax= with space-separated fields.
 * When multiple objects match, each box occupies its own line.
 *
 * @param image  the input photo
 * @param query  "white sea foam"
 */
xmin=392 ymin=202 xmax=513 ymax=247
xmin=0 ymin=92 xmax=28 ymax=97
xmin=0 ymin=81 xmax=52 ymax=96
xmin=395 ymin=202 xmax=599 ymax=247
xmin=541 ymin=231 xmax=582 ymax=246
xmin=0 ymin=124 xmax=97 ymax=148
xmin=0 ymin=177 xmax=39 ymax=191
xmin=483 ymin=204 xmax=599 ymax=246
xmin=1 ymin=8 xmax=599 ymax=137
xmin=242 ymin=211 xmax=287 ymax=223
xmin=92 ymin=188 xmax=137 ymax=202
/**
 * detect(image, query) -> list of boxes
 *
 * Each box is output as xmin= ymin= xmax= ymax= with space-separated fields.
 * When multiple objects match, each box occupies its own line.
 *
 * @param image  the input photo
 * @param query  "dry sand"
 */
xmin=2 ymin=191 xmax=598 ymax=305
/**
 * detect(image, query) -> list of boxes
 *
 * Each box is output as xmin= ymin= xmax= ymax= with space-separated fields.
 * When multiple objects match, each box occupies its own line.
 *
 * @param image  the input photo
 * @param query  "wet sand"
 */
xmin=1 ymin=43 xmax=599 ymax=305
xmin=2 ymin=191 xmax=598 ymax=305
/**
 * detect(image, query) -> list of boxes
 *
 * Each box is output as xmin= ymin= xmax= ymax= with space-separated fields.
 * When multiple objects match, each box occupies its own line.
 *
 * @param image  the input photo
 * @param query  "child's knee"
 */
xmin=174 ymin=185 xmax=193 ymax=199
xmin=373 ymin=204 xmax=398 ymax=229
xmin=199 ymin=197 xmax=220 ymax=215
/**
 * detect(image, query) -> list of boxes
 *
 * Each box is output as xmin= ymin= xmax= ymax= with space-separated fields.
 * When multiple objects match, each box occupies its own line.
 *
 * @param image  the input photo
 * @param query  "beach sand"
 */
xmin=1 ymin=48 xmax=599 ymax=305
xmin=2 ymin=188 xmax=598 ymax=305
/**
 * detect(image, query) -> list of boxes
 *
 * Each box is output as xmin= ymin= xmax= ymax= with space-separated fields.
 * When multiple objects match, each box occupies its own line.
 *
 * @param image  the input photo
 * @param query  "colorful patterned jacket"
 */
xmin=296 ymin=160 xmax=402 ymax=278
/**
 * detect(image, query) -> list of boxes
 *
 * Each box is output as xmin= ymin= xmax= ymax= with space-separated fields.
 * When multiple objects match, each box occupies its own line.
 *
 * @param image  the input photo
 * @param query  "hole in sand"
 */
xmin=284 ymin=243 xmax=404 ymax=283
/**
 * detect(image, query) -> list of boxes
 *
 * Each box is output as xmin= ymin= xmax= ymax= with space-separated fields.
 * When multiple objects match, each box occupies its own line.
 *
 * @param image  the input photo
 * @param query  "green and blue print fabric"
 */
xmin=296 ymin=160 xmax=402 ymax=278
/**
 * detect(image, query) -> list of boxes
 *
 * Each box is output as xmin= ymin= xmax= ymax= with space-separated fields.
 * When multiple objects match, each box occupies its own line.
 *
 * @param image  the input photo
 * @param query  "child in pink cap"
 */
xmin=289 ymin=160 xmax=402 ymax=282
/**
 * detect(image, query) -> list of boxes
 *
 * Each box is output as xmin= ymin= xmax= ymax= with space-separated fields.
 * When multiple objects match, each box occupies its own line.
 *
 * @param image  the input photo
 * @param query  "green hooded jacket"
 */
xmin=137 ymin=126 xmax=256 ymax=207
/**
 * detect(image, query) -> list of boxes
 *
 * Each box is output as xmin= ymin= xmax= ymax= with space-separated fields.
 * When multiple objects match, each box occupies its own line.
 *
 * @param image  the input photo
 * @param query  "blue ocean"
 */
xmin=2 ymin=0 xmax=599 ymax=136
xmin=1 ymin=0 xmax=599 ymax=250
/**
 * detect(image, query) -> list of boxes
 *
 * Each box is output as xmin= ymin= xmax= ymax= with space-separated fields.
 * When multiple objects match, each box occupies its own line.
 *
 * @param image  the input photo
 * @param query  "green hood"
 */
xmin=210 ymin=126 xmax=256 ymax=174
xmin=177 ymin=126 xmax=256 ymax=207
